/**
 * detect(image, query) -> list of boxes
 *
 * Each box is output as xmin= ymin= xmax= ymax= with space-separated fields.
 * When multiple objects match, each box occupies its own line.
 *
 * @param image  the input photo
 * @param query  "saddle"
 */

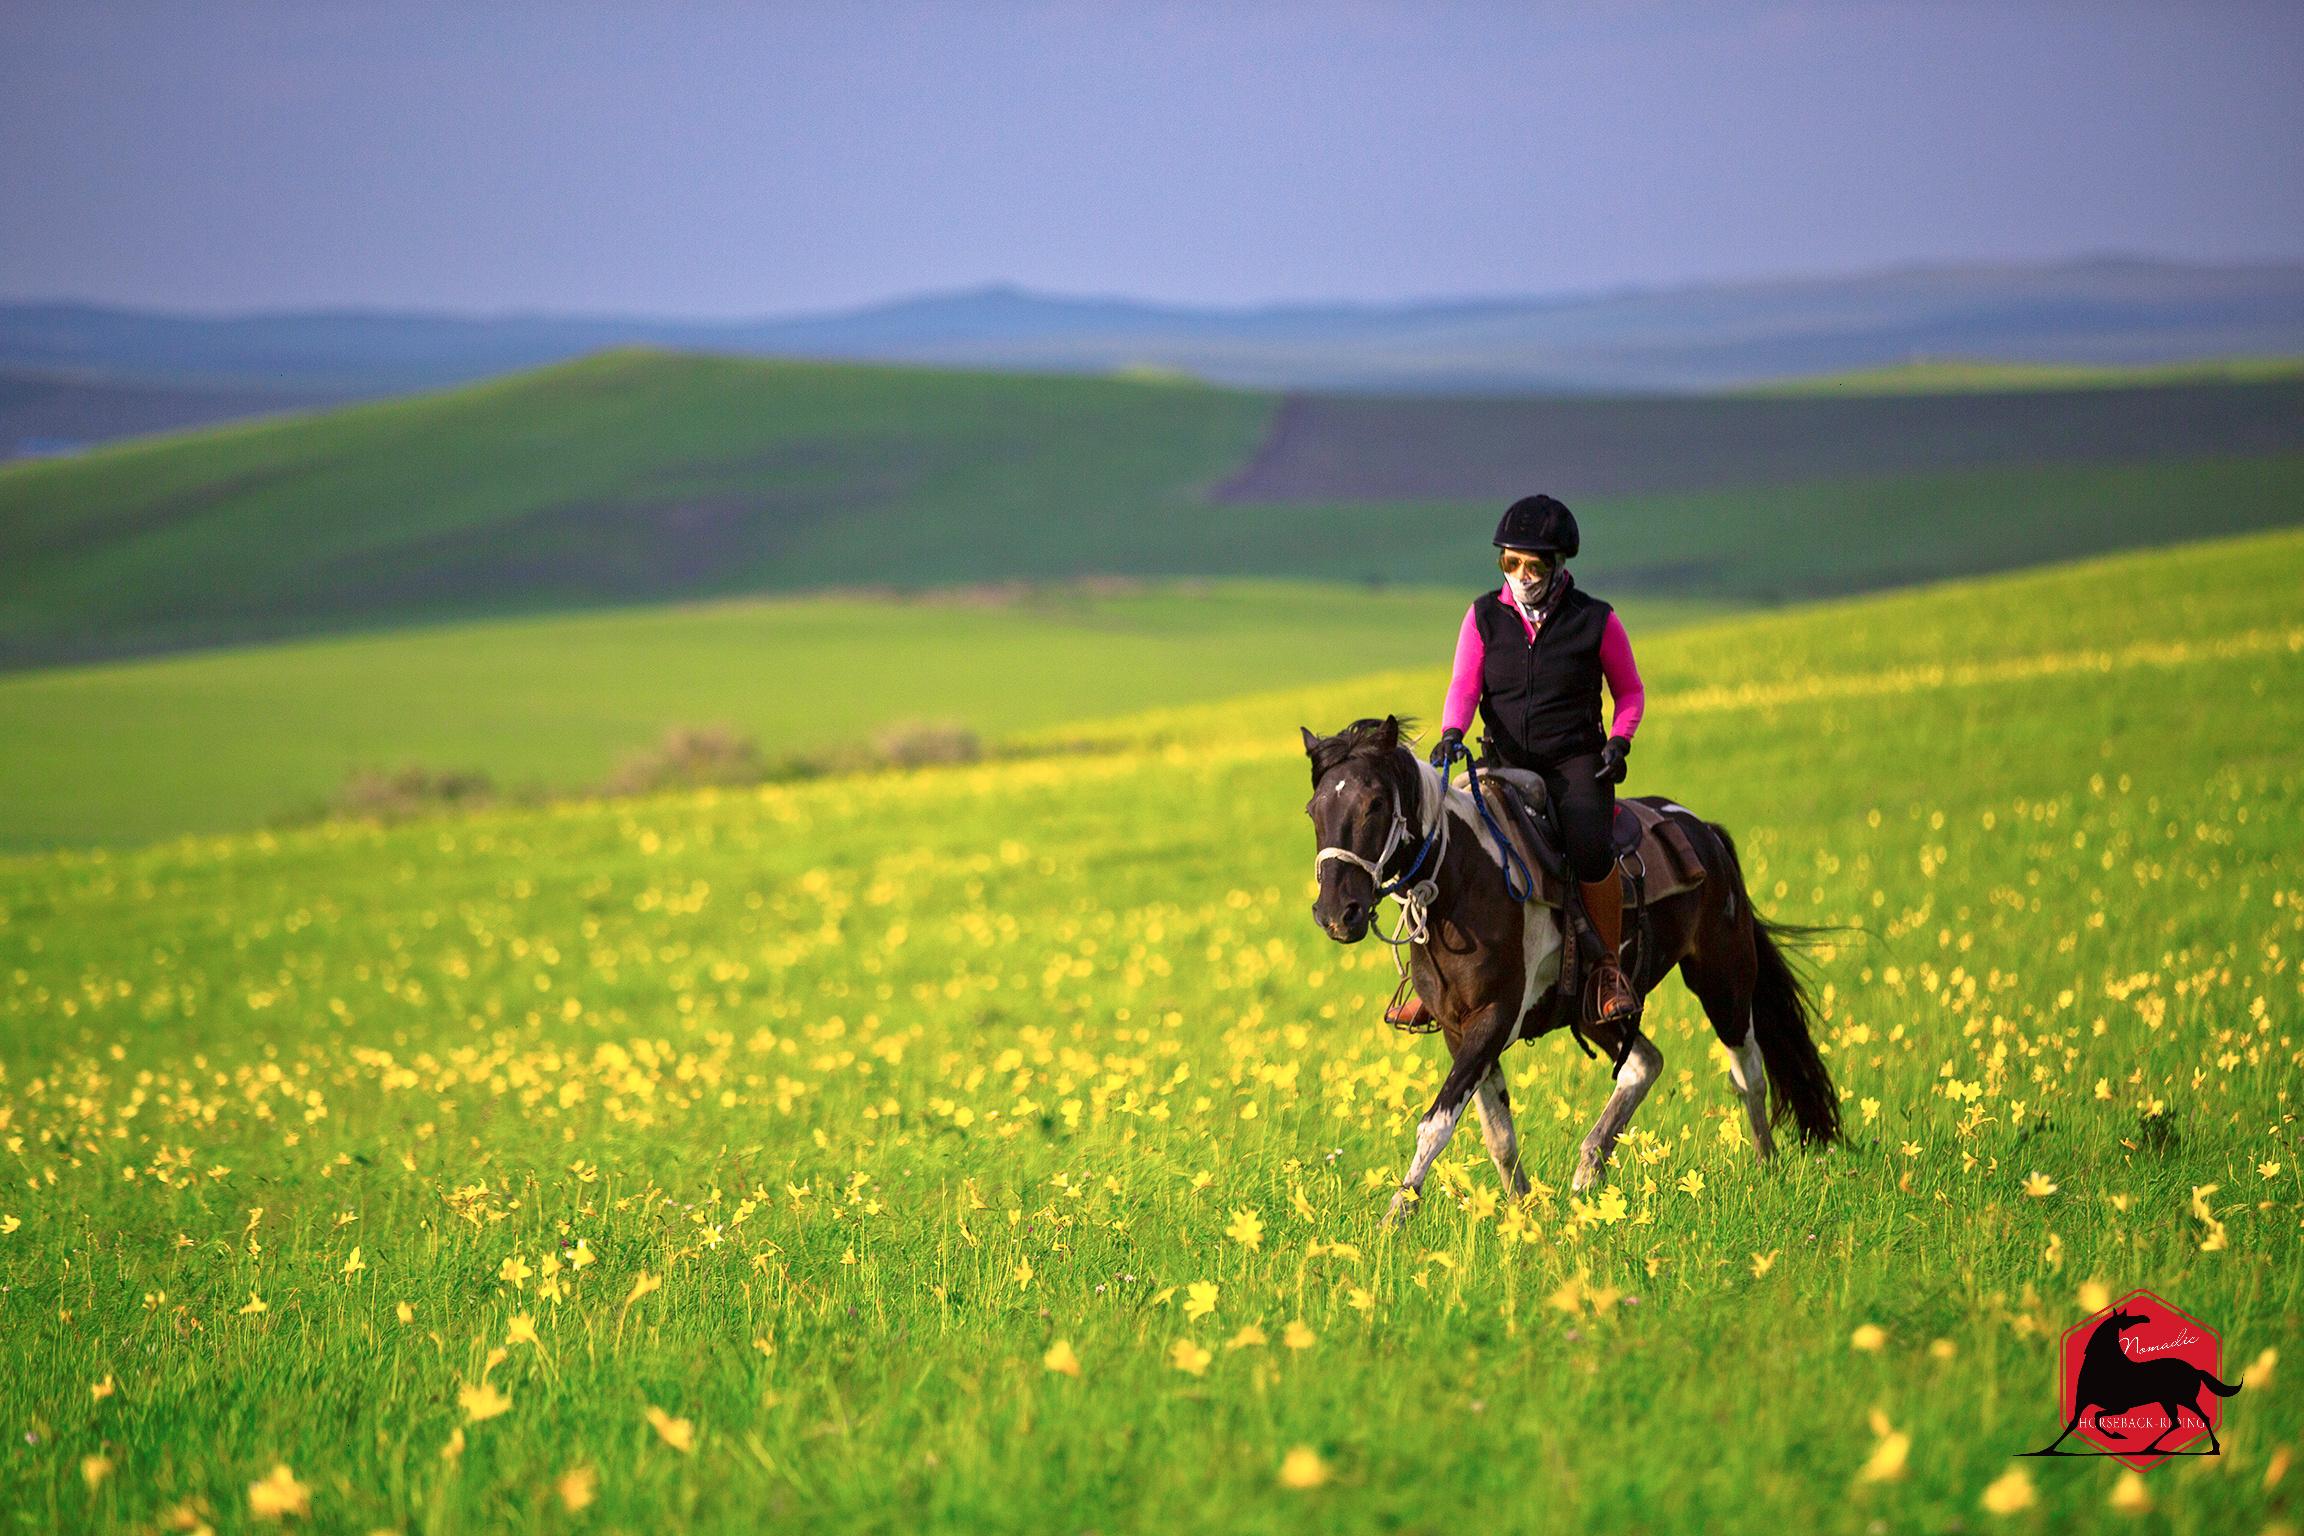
xmin=1472 ymin=767 xmax=1710 ymax=908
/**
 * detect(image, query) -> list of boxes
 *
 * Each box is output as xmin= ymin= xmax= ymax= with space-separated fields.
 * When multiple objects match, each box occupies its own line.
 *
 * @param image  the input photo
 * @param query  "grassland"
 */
xmin=0 ymin=351 xmax=1274 ymax=666
xmin=1 ymin=528 xmax=2296 ymax=1533
xmin=0 ymin=580 xmax=1713 ymax=852
xmin=7 ymin=349 xmax=2302 ymax=667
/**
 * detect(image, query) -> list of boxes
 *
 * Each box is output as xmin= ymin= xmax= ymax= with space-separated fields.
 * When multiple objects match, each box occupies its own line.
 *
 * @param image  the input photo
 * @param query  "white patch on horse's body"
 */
xmin=1573 ymin=1034 xmax=1663 ymax=1192
xmin=1471 ymin=1065 xmax=1531 ymax=1197
xmin=1730 ymin=1025 xmax=1775 ymax=1159
xmin=1381 ymin=759 xmax=1565 ymax=1223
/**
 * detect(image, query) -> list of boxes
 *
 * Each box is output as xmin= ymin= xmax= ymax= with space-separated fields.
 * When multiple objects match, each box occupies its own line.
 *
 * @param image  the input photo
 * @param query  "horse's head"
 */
xmin=2085 ymin=1308 xmax=2152 ymax=1357
xmin=1300 ymin=715 xmax=1414 ymax=944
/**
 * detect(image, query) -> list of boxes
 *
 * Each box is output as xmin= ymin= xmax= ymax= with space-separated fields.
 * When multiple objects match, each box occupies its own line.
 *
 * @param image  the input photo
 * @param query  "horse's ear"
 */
xmin=1299 ymin=726 xmax=1320 ymax=757
xmin=1377 ymin=715 xmax=1400 ymax=752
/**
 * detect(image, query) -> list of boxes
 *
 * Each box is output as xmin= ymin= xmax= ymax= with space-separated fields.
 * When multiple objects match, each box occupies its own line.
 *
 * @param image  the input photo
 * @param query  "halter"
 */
xmin=1314 ymin=756 xmax=1448 ymax=952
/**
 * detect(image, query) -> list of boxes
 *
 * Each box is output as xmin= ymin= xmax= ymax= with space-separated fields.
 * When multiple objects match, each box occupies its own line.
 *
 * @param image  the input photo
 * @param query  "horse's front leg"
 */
xmin=1386 ymin=1005 xmax=1512 ymax=1226
xmin=1472 ymin=1063 xmax=1532 ymax=1199
xmin=1573 ymin=1030 xmax=1663 ymax=1193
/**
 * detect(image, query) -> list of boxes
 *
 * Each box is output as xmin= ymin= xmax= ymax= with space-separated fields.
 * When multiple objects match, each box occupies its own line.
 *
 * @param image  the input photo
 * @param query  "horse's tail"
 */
xmin=2199 ymin=1370 xmax=2243 ymax=1397
xmin=1711 ymin=823 xmax=1841 ymax=1147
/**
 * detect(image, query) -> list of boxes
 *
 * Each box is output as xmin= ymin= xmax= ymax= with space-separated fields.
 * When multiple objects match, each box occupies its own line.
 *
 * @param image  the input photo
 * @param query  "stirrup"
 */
xmin=1592 ymin=965 xmax=1639 ymax=1026
xmin=1384 ymin=978 xmax=1437 ymax=1032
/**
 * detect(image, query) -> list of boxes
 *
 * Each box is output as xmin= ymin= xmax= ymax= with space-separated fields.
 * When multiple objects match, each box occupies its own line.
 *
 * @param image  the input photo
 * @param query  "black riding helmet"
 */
xmin=1493 ymin=494 xmax=1579 ymax=558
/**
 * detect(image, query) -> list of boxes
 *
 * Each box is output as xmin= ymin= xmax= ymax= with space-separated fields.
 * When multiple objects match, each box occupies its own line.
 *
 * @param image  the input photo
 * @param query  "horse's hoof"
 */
xmin=1383 ymin=1191 xmax=1417 ymax=1227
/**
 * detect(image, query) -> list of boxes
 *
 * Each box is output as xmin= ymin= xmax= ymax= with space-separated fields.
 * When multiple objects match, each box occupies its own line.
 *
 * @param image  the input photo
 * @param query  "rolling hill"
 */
xmin=2 ymin=527 xmax=2294 ymax=1532
xmin=9 ymin=256 xmax=2303 ymax=406
xmin=5 ymin=349 xmax=2302 ymax=669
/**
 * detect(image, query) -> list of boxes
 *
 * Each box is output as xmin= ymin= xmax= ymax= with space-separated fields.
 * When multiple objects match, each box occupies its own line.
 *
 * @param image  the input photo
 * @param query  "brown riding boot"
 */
xmin=1582 ymin=866 xmax=1638 ymax=1025
xmin=1384 ymin=992 xmax=1433 ymax=1029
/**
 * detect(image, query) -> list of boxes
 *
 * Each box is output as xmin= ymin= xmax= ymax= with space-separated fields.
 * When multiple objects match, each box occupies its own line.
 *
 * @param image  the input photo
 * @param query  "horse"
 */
xmin=1300 ymin=716 xmax=1838 ymax=1222
xmin=2033 ymin=1308 xmax=2242 ymax=1457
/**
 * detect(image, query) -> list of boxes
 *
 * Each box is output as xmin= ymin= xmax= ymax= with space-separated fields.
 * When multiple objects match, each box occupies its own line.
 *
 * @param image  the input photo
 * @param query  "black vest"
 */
xmin=1474 ymin=584 xmax=1612 ymax=766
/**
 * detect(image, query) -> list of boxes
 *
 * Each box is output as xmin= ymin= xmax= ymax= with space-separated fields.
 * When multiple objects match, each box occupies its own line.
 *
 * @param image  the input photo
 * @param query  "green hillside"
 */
xmin=1 ymin=529 xmax=2295 ymax=1532
xmin=7 ymin=348 xmax=2303 ymax=668
xmin=0 ymin=351 xmax=1274 ymax=665
xmin=0 ymin=581 xmax=1730 ymax=851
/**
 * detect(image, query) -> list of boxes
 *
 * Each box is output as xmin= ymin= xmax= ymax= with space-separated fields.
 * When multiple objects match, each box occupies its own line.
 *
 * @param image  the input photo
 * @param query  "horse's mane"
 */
xmin=1308 ymin=716 xmax=1420 ymax=780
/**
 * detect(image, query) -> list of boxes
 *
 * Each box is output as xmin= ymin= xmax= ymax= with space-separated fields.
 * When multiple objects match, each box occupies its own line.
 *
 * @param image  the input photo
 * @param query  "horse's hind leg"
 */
xmin=1472 ymin=1063 xmax=1532 ymax=1199
xmin=1683 ymin=939 xmax=1773 ymax=1163
xmin=1573 ymin=1029 xmax=1662 ymax=1193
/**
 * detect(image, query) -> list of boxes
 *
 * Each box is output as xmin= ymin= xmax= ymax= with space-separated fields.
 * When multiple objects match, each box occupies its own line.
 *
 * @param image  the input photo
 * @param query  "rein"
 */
xmin=1434 ymin=740 xmax=1535 ymax=903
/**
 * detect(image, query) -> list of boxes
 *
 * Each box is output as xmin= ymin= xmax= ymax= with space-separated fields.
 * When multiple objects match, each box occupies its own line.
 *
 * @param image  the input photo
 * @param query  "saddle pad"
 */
xmin=1618 ymin=798 xmax=1709 ymax=902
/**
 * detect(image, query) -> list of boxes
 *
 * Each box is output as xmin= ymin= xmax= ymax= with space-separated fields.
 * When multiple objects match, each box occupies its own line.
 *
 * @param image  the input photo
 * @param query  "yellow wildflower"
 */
xmin=1169 ymin=1338 xmax=1212 ymax=1376
xmin=1850 ymin=1324 xmax=1887 ymax=1353
xmin=1980 ymin=1467 xmax=2036 ymax=1515
xmin=1282 ymin=1320 xmax=1316 ymax=1350
xmin=646 ymin=1405 xmax=696 ymax=1453
xmin=1043 ymin=1339 xmax=1080 ymax=1377
xmin=558 ymin=1465 xmax=598 ymax=1511
xmin=247 ymin=1463 xmax=310 ymax=1521
xmin=1856 ymin=1410 xmax=1908 ymax=1484
xmin=2107 ymin=1471 xmax=2152 ymax=1514
xmin=1184 ymin=1281 xmax=1219 ymax=1320
xmin=1226 ymin=1208 xmax=1265 ymax=1250
xmin=1277 ymin=1446 xmax=1330 ymax=1489
xmin=459 ymin=1381 xmax=511 ymax=1423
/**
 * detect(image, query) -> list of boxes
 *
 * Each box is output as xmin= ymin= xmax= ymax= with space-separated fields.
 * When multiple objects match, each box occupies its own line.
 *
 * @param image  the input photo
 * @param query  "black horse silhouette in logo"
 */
xmin=2035 ymin=1308 xmax=2242 ymax=1457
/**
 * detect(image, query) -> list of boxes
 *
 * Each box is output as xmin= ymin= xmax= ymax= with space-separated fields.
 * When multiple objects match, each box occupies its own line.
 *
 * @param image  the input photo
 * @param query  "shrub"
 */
xmin=330 ymin=766 xmax=495 ymax=823
xmin=602 ymin=726 xmax=768 ymax=797
xmin=872 ymin=720 xmax=981 ymax=768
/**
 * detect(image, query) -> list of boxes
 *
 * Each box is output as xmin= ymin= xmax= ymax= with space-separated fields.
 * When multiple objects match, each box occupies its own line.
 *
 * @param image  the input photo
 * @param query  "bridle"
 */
xmin=1313 ymin=754 xmax=1449 ymax=951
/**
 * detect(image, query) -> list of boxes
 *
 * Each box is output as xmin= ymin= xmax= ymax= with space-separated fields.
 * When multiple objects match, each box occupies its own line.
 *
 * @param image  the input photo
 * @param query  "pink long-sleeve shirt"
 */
xmin=1441 ymin=581 xmax=1645 ymax=741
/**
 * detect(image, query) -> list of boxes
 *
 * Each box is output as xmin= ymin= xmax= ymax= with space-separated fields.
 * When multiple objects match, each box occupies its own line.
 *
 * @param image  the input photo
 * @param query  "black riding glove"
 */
xmin=1431 ymin=727 xmax=1466 ymax=767
xmin=1594 ymin=735 xmax=1631 ymax=785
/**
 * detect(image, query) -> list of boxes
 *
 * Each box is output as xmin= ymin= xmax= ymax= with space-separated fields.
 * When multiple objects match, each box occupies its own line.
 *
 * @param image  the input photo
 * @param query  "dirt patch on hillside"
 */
xmin=1211 ymin=381 xmax=2304 ymax=503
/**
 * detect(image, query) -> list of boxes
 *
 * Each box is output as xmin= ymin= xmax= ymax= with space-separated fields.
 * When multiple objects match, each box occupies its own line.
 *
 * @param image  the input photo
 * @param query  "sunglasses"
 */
xmin=1498 ymin=551 xmax=1555 ymax=577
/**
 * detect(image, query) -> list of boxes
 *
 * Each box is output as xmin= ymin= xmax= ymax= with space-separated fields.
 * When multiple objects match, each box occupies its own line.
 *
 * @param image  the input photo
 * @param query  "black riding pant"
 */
xmin=1505 ymin=748 xmax=1615 ymax=884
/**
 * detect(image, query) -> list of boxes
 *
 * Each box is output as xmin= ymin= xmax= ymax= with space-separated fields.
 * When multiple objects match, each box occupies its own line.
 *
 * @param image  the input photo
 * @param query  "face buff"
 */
xmin=1504 ymin=564 xmax=1554 ymax=626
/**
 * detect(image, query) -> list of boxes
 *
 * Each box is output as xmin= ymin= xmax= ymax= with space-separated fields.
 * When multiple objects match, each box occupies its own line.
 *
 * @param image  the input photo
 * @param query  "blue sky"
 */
xmin=2 ymin=1 xmax=2299 ymax=317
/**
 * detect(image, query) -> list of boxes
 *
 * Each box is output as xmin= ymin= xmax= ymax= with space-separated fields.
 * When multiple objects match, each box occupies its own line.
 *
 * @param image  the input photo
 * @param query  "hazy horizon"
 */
xmin=4 ymin=1 xmax=2301 ymax=320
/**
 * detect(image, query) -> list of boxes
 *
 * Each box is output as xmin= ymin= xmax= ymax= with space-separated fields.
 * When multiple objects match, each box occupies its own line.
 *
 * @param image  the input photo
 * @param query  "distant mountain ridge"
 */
xmin=7 ymin=258 xmax=2301 ymax=408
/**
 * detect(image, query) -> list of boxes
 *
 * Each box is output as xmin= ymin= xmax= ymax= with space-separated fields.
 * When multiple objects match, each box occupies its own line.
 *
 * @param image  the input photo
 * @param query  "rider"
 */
xmin=1395 ymin=493 xmax=1646 ymax=1029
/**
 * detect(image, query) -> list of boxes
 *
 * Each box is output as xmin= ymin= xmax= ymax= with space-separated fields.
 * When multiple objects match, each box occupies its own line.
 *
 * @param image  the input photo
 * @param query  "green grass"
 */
xmin=1748 ymin=355 xmax=2304 ymax=394
xmin=0 ymin=581 xmax=1715 ymax=851
xmin=1 ymin=528 xmax=2297 ymax=1533
xmin=0 ymin=350 xmax=1276 ymax=664
xmin=7 ymin=347 xmax=2303 ymax=670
